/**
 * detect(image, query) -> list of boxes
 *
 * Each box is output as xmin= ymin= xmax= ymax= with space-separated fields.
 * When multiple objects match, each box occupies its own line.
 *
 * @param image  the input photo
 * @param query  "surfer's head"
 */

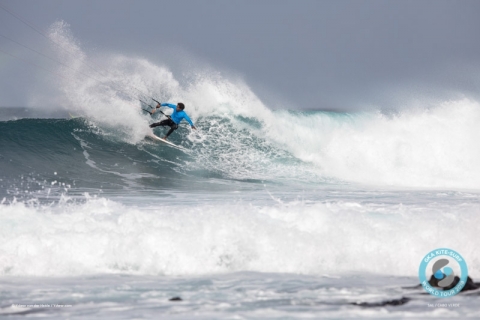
xmin=176 ymin=103 xmax=185 ymax=112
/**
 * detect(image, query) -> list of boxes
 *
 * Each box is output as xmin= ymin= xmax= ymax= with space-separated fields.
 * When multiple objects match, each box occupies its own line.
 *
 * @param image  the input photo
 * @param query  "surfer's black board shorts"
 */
xmin=150 ymin=119 xmax=179 ymax=137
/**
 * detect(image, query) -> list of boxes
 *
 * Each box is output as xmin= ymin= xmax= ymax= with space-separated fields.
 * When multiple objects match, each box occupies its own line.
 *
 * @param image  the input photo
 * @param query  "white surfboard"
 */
xmin=147 ymin=134 xmax=184 ymax=150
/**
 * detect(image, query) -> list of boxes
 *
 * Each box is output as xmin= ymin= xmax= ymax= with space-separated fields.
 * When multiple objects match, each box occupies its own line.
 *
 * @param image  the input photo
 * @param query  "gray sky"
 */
xmin=1 ymin=0 xmax=480 ymax=110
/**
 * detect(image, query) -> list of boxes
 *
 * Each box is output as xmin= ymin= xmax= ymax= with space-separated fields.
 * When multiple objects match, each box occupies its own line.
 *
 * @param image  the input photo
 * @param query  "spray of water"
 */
xmin=45 ymin=21 xmax=480 ymax=189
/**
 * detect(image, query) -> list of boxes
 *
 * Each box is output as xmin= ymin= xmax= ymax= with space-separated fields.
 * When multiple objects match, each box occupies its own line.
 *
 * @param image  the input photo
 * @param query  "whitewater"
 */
xmin=1 ymin=21 xmax=479 ymax=318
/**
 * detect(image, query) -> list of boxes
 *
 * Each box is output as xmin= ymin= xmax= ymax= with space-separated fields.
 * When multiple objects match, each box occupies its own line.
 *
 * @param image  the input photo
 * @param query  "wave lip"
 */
xmin=4 ymin=21 xmax=480 ymax=189
xmin=2 ymin=98 xmax=480 ymax=191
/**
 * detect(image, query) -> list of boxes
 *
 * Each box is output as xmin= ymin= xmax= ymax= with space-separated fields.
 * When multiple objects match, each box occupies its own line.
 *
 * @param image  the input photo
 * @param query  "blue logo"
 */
xmin=418 ymin=248 xmax=468 ymax=298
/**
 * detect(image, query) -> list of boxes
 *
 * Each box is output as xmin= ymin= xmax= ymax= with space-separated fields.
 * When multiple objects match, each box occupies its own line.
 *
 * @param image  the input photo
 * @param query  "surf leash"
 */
xmin=139 ymin=100 xmax=154 ymax=114
xmin=151 ymin=98 xmax=161 ymax=105
xmin=150 ymin=98 xmax=172 ymax=119
xmin=139 ymin=99 xmax=153 ymax=108
xmin=159 ymin=110 xmax=171 ymax=119
xmin=139 ymin=98 xmax=172 ymax=119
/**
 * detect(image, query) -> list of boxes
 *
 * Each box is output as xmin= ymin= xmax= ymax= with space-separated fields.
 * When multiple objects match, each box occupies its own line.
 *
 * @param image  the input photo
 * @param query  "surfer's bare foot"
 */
xmin=163 ymin=136 xmax=168 ymax=140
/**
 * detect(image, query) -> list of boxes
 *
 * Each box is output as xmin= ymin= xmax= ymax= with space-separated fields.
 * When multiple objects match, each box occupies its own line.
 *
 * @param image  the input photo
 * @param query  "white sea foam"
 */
xmin=0 ymin=196 xmax=478 ymax=277
xmin=46 ymin=22 xmax=480 ymax=189
xmin=267 ymin=99 xmax=480 ymax=188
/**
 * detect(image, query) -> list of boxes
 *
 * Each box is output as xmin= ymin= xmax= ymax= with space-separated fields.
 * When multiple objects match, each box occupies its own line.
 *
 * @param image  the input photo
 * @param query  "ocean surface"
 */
xmin=1 ymin=103 xmax=480 ymax=318
xmin=1 ymin=21 xmax=480 ymax=318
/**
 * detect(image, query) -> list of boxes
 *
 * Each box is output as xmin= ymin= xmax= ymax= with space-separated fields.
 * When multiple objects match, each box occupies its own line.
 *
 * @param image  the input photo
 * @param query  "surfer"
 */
xmin=149 ymin=102 xmax=196 ymax=140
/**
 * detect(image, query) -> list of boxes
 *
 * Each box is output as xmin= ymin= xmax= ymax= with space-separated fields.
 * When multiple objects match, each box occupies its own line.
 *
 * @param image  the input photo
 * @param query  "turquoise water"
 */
xmin=1 ymin=108 xmax=479 ymax=318
xmin=1 ymin=21 xmax=480 ymax=318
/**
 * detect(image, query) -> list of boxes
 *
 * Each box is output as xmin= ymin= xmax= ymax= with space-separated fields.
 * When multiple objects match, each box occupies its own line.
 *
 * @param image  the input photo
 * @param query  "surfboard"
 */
xmin=147 ymin=134 xmax=184 ymax=150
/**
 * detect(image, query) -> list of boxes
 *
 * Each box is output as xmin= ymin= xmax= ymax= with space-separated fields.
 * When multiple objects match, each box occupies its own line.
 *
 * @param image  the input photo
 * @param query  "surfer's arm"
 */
xmin=184 ymin=114 xmax=196 ymax=129
xmin=154 ymin=103 xmax=175 ymax=109
xmin=152 ymin=102 xmax=175 ymax=113
xmin=160 ymin=103 xmax=176 ymax=109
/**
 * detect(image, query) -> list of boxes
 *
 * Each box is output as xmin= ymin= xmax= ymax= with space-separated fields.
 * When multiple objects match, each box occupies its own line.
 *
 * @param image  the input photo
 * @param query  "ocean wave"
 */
xmin=1 ymin=196 xmax=478 ymax=277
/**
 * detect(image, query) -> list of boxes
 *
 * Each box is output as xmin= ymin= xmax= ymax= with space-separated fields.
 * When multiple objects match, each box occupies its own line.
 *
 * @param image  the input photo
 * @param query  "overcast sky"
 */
xmin=1 ymin=0 xmax=480 ymax=110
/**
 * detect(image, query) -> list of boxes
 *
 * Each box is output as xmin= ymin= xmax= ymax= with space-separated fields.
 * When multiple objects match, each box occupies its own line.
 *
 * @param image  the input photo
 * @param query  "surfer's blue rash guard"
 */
xmin=161 ymin=103 xmax=194 ymax=126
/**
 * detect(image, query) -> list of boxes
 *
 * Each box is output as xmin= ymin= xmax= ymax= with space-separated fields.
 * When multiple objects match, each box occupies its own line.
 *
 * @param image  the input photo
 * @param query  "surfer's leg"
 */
xmin=149 ymin=119 xmax=171 ymax=128
xmin=164 ymin=123 xmax=179 ymax=139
